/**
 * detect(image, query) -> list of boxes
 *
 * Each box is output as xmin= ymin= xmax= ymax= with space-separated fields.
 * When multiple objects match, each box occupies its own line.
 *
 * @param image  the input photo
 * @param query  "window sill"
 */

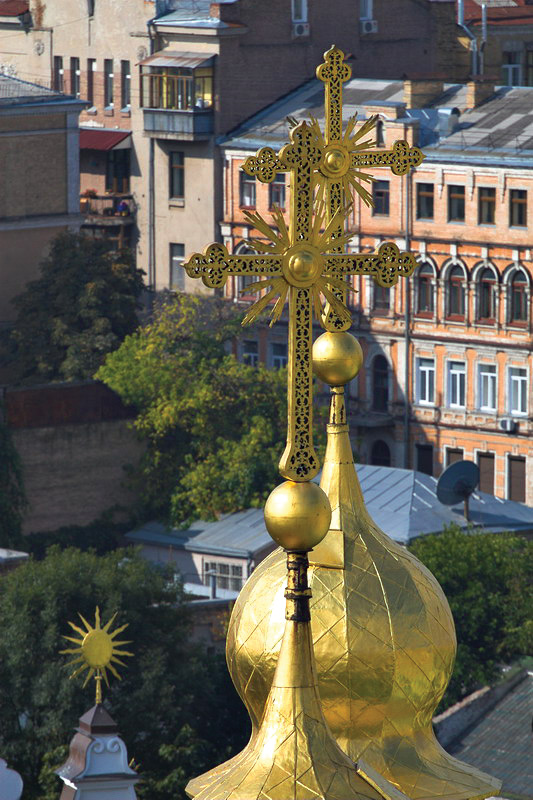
xmin=509 ymin=225 xmax=527 ymax=230
xmin=448 ymin=405 xmax=466 ymax=411
xmin=447 ymin=219 xmax=465 ymax=224
xmin=414 ymin=312 xmax=435 ymax=319
xmin=445 ymin=315 xmax=466 ymax=323
xmin=476 ymin=318 xmax=496 ymax=326
xmin=478 ymin=223 xmax=496 ymax=227
xmin=239 ymin=205 xmax=256 ymax=211
xmin=372 ymin=213 xmax=390 ymax=218
xmin=169 ymin=198 xmax=185 ymax=208
xmin=85 ymin=106 xmax=97 ymax=115
xmin=269 ymin=206 xmax=286 ymax=212
xmin=415 ymin=217 xmax=434 ymax=222
xmin=104 ymin=107 xmax=114 ymax=116
xmin=120 ymin=108 xmax=131 ymax=117
xmin=507 ymin=321 xmax=528 ymax=329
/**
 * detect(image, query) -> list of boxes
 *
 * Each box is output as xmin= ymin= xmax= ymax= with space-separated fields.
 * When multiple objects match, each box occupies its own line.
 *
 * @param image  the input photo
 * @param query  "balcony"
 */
xmin=80 ymin=194 xmax=136 ymax=225
xmin=143 ymin=107 xmax=213 ymax=140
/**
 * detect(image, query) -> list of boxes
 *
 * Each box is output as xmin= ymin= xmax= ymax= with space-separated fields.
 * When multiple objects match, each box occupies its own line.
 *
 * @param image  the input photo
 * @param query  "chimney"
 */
xmin=465 ymin=77 xmax=496 ymax=109
xmin=403 ymin=77 xmax=445 ymax=109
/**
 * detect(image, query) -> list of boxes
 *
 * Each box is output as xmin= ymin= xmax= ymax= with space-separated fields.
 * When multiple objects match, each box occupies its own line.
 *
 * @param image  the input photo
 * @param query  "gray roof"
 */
xmin=220 ymin=73 xmax=533 ymax=167
xmin=126 ymin=464 xmax=533 ymax=554
xmin=0 ymin=547 xmax=28 ymax=565
xmin=155 ymin=0 xmax=238 ymax=28
xmin=0 ymin=74 xmax=83 ymax=108
xmin=449 ymin=672 xmax=533 ymax=799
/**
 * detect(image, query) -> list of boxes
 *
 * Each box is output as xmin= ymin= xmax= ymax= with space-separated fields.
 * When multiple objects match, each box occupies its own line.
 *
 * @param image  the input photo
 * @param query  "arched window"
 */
xmin=416 ymin=263 xmax=434 ymax=314
xmin=509 ymin=270 xmax=528 ymax=323
xmin=372 ymin=355 xmax=389 ymax=411
xmin=371 ymin=439 xmax=391 ymax=466
xmin=376 ymin=119 xmax=385 ymax=147
xmin=447 ymin=265 xmax=466 ymax=319
xmin=478 ymin=267 xmax=497 ymax=321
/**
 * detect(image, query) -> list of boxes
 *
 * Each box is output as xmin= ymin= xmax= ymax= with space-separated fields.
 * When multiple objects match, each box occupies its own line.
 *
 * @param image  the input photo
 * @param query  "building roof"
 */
xmin=220 ymin=72 xmax=533 ymax=167
xmin=79 ymin=129 xmax=131 ymax=151
xmin=448 ymin=671 xmax=533 ymax=798
xmin=155 ymin=0 xmax=241 ymax=29
xmin=139 ymin=51 xmax=215 ymax=69
xmin=126 ymin=464 xmax=533 ymax=554
xmin=0 ymin=547 xmax=28 ymax=566
xmin=0 ymin=74 xmax=84 ymax=109
xmin=465 ymin=0 xmax=533 ymax=26
xmin=0 ymin=0 xmax=28 ymax=15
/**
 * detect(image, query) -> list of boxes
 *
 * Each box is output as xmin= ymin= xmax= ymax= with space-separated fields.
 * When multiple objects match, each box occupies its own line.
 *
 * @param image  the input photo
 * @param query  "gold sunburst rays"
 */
xmin=60 ymin=606 xmax=133 ymax=704
xmin=309 ymin=112 xmax=378 ymax=208
xmin=238 ymin=203 xmax=356 ymax=328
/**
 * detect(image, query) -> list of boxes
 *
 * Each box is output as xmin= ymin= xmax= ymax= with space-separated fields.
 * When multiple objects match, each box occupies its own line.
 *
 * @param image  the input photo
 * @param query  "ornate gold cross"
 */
xmin=183 ymin=48 xmax=423 ymax=483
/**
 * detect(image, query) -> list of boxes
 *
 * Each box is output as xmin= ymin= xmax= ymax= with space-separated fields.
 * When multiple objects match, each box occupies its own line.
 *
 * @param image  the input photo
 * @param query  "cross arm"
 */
xmin=351 ymin=139 xmax=424 ymax=176
xmin=324 ymin=242 xmax=417 ymax=288
xmin=242 ymin=147 xmax=285 ymax=184
xmin=184 ymin=243 xmax=283 ymax=289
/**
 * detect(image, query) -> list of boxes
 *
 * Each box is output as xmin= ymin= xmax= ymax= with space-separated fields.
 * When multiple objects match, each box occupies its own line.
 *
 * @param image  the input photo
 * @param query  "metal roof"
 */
xmin=126 ymin=464 xmax=533 ymax=555
xmin=138 ymin=51 xmax=215 ymax=69
xmin=0 ymin=74 xmax=85 ymax=109
xmin=0 ymin=0 xmax=28 ymax=15
xmin=79 ymin=129 xmax=131 ymax=151
xmin=449 ymin=672 xmax=533 ymax=798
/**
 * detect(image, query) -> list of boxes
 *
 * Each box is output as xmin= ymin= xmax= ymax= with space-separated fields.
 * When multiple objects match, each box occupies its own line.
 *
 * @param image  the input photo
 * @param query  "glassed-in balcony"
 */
xmin=140 ymin=53 xmax=214 ymax=140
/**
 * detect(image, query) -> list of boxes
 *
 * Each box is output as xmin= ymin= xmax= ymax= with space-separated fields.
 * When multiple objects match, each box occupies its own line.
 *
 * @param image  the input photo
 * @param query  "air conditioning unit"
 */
xmin=292 ymin=22 xmax=310 ymax=38
xmin=499 ymin=417 xmax=518 ymax=433
xmin=360 ymin=19 xmax=378 ymax=34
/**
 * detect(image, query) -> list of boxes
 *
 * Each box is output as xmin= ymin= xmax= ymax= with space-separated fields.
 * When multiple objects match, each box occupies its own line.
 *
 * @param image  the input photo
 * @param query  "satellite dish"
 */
xmin=436 ymin=460 xmax=480 ymax=521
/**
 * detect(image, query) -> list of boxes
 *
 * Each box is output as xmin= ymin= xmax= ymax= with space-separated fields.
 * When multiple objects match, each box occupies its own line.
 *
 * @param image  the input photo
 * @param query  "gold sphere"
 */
xmin=287 ymin=249 xmax=317 ymax=281
xmin=324 ymin=147 xmax=345 ymax=173
xmin=264 ymin=480 xmax=331 ymax=551
xmin=312 ymin=331 xmax=363 ymax=386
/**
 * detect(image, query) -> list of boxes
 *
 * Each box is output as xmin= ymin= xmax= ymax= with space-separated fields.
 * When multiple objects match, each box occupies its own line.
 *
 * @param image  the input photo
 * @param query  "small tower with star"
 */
xmin=56 ymin=607 xmax=138 ymax=800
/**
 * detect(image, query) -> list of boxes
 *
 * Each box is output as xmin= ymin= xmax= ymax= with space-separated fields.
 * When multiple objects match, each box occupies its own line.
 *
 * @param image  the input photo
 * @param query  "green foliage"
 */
xmin=0 ymin=413 xmax=26 ymax=549
xmin=9 ymin=232 xmax=144 ymax=383
xmin=23 ymin=516 xmax=130 ymax=559
xmin=97 ymin=294 xmax=321 ymax=526
xmin=0 ymin=547 xmax=249 ymax=800
xmin=409 ymin=525 xmax=533 ymax=708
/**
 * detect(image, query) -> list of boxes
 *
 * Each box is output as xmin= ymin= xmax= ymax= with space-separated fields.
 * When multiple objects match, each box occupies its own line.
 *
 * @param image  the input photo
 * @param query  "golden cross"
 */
xmin=184 ymin=116 xmax=417 ymax=482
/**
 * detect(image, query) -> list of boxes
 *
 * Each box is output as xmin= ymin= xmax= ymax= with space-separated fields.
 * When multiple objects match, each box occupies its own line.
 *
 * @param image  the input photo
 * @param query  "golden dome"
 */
xmin=221 ymin=346 xmax=501 ymax=800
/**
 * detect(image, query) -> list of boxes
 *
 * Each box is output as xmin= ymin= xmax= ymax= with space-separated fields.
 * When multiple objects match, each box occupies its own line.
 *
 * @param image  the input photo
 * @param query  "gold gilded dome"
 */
xmin=218 ymin=336 xmax=501 ymax=800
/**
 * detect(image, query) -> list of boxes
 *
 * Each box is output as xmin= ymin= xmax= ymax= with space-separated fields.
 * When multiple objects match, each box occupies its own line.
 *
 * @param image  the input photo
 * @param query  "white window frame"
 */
xmin=478 ymin=363 xmax=497 ymax=412
xmin=416 ymin=357 xmax=435 ymax=405
xmin=170 ymin=243 xmax=185 ymax=290
xmin=292 ymin=0 xmax=307 ymax=22
xmin=360 ymin=0 xmax=373 ymax=20
xmin=447 ymin=360 xmax=466 ymax=408
xmin=271 ymin=342 xmax=288 ymax=369
xmin=508 ymin=366 xmax=528 ymax=416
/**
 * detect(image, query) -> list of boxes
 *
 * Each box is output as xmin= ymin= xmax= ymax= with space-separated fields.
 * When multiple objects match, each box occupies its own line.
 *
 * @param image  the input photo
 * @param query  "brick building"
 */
xmin=220 ymin=73 xmax=533 ymax=505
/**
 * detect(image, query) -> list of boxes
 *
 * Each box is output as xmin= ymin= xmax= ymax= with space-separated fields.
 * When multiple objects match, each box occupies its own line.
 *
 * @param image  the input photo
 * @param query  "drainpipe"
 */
xmin=480 ymin=1 xmax=488 ymax=75
xmin=457 ymin=0 xmax=478 ymax=76
xmin=404 ymin=172 xmax=411 ymax=469
xmin=147 ymin=17 xmax=157 ymax=291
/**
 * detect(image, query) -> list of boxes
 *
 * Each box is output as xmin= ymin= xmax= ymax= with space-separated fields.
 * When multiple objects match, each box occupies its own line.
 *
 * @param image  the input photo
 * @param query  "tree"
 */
xmin=96 ymin=294 xmax=323 ymax=526
xmin=0 ymin=547 xmax=249 ymax=800
xmin=9 ymin=233 xmax=144 ymax=383
xmin=0 ymin=413 xmax=26 ymax=549
xmin=409 ymin=525 xmax=533 ymax=708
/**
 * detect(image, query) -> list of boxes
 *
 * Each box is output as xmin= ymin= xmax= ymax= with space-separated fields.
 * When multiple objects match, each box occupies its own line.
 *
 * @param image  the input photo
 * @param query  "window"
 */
xmin=478 ymin=452 xmax=495 ymax=494
xmin=509 ymin=367 xmax=527 ymax=415
xmin=375 ymin=119 xmax=384 ymax=147
xmin=292 ymin=0 xmax=307 ymax=21
xmin=53 ymin=56 xmax=64 ymax=92
xmin=87 ymin=0 xmax=95 ymax=15
xmin=87 ymin=58 xmax=96 ymax=105
xmin=70 ymin=57 xmax=80 ymax=98
xmin=121 ymin=60 xmax=131 ymax=109
xmin=446 ymin=447 xmax=464 ymax=466
xmin=269 ymin=174 xmax=286 ymax=209
xmin=416 ymin=183 xmax=434 ymax=219
xmin=510 ymin=271 xmax=528 ymax=323
xmin=478 ymin=364 xmax=497 ymax=411
xmin=416 ymin=263 xmax=434 ymax=314
xmin=370 ymin=440 xmax=390 ymax=466
xmin=240 ymin=172 xmax=256 ymax=207
xmin=140 ymin=64 xmax=213 ymax=110
xmin=508 ymin=455 xmax=526 ymax=502
xmin=360 ymin=0 xmax=373 ymax=20
xmin=448 ymin=361 xmax=466 ymax=408
xmin=416 ymin=444 xmax=433 ymax=476
xmin=372 ymin=285 xmax=389 ymax=313
xmin=169 ymin=151 xmax=184 ymax=199
xmin=478 ymin=267 xmax=496 ymax=321
xmin=242 ymin=340 xmax=258 ymax=366
xmin=203 ymin=562 xmax=243 ymax=592
xmin=448 ymin=185 xmax=465 ymax=222
xmin=272 ymin=343 xmax=288 ymax=369
xmin=416 ymin=357 xmax=435 ymax=405
xmin=478 ymin=187 xmax=496 ymax=225
xmin=372 ymin=355 xmax=389 ymax=411
xmin=373 ymin=180 xmax=390 ymax=215
xmin=105 ymin=149 xmax=130 ymax=193
xmin=527 ymin=50 xmax=533 ymax=86
xmin=503 ymin=51 xmax=521 ymax=86
xmin=104 ymin=58 xmax=114 ymax=107
xmin=510 ymin=189 xmax=527 ymax=227
xmin=447 ymin=265 xmax=466 ymax=319
xmin=170 ymin=243 xmax=185 ymax=290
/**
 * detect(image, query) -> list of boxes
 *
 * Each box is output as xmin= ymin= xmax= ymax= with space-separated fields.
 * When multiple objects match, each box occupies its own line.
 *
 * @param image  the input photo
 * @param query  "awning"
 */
xmin=79 ymin=129 xmax=131 ymax=151
xmin=138 ymin=51 xmax=215 ymax=69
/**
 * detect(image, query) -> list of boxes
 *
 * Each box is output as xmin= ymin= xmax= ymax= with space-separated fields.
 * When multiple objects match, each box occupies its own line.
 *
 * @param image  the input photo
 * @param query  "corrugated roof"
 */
xmin=0 ymin=0 xmax=28 ymax=16
xmin=79 ymin=129 xmax=131 ymax=151
xmin=126 ymin=464 xmax=533 ymax=555
xmin=449 ymin=672 xmax=533 ymax=797
xmin=139 ymin=51 xmax=215 ymax=69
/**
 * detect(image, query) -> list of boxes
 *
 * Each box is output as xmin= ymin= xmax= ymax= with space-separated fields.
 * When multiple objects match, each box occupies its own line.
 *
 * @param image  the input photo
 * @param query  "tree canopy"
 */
xmin=0 ymin=547 xmax=248 ymax=800
xmin=409 ymin=525 xmax=533 ymax=708
xmin=9 ymin=233 xmax=144 ymax=384
xmin=97 ymin=294 xmax=321 ymax=527
xmin=0 ymin=413 xmax=26 ymax=550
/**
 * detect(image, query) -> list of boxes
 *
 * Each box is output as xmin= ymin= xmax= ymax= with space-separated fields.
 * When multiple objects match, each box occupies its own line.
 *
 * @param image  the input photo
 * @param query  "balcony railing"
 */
xmin=80 ymin=194 xmax=136 ymax=222
xmin=143 ymin=107 xmax=213 ymax=139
